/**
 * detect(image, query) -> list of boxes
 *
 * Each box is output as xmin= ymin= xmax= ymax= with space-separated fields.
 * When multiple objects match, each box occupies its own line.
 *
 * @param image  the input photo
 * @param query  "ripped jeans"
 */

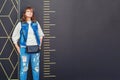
xmin=20 ymin=47 xmax=40 ymax=80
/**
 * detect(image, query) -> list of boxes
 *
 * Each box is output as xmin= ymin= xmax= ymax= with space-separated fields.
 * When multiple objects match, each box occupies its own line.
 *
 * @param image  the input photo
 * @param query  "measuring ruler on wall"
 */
xmin=43 ymin=0 xmax=56 ymax=79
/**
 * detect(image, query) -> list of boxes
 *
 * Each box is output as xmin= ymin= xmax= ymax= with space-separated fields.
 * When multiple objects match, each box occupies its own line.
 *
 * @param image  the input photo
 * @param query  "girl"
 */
xmin=12 ymin=6 xmax=44 ymax=80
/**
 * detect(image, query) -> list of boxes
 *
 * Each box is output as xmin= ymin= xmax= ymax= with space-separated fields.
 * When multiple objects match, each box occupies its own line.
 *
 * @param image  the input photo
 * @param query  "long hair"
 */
xmin=21 ymin=6 xmax=36 ymax=22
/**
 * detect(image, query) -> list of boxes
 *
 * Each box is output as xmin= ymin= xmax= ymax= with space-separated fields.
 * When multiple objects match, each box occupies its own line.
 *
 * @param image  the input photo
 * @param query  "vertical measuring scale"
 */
xmin=43 ymin=0 xmax=56 ymax=79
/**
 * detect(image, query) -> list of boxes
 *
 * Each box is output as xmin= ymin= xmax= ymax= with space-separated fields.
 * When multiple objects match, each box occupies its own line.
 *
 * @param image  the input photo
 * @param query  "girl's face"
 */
xmin=25 ymin=9 xmax=33 ymax=18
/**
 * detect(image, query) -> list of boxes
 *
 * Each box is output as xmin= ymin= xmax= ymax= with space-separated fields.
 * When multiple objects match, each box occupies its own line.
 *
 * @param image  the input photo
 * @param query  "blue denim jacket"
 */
xmin=20 ymin=21 xmax=40 ymax=46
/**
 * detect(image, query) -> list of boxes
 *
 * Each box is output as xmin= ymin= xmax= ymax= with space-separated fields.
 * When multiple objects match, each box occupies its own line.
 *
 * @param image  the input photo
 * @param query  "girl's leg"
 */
xmin=31 ymin=53 xmax=40 ymax=80
xmin=20 ymin=47 xmax=30 ymax=80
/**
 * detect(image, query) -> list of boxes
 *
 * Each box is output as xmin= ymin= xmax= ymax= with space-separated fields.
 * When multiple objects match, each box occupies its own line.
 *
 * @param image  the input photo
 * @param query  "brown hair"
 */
xmin=21 ymin=6 xmax=36 ymax=22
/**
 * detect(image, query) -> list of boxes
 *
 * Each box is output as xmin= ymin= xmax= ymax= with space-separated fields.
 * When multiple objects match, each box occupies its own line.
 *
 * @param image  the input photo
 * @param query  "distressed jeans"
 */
xmin=20 ymin=47 xmax=40 ymax=80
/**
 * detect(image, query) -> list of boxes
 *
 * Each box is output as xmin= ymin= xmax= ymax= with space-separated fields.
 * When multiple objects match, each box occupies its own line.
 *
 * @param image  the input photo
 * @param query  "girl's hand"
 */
xmin=39 ymin=46 xmax=41 ymax=50
xmin=17 ymin=47 xmax=20 ymax=54
xmin=14 ymin=43 xmax=20 ymax=54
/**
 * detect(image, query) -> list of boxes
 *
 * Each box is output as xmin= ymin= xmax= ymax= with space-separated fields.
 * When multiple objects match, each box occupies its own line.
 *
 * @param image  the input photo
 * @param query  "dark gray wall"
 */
xmin=56 ymin=0 xmax=120 ymax=80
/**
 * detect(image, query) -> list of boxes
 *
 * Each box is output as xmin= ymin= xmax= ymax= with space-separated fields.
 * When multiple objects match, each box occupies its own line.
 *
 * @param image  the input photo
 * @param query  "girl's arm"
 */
xmin=37 ymin=21 xmax=45 ymax=49
xmin=12 ymin=22 xmax=21 ymax=53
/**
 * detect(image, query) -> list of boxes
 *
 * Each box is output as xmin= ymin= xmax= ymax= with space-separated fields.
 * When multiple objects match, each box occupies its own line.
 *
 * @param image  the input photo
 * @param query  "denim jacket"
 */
xmin=20 ymin=21 xmax=40 ymax=46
